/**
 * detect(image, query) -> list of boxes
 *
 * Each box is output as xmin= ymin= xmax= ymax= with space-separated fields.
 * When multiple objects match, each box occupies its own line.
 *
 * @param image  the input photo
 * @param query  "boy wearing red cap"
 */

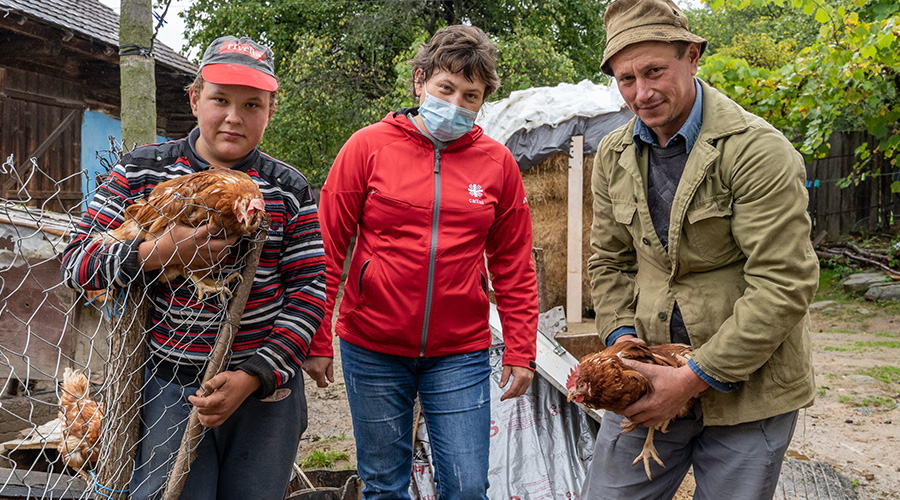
xmin=61 ymin=36 xmax=327 ymax=499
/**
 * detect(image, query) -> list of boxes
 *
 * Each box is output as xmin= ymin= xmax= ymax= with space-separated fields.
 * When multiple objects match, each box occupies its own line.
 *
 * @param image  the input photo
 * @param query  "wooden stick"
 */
xmin=293 ymin=463 xmax=316 ymax=491
xmin=840 ymin=250 xmax=900 ymax=276
xmin=566 ymin=136 xmax=584 ymax=324
xmin=848 ymin=244 xmax=891 ymax=263
xmin=0 ymin=216 xmax=69 ymax=237
xmin=161 ymin=226 xmax=268 ymax=500
xmin=816 ymin=247 xmax=900 ymax=277
xmin=411 ymin=403 xmax=423 ymax=447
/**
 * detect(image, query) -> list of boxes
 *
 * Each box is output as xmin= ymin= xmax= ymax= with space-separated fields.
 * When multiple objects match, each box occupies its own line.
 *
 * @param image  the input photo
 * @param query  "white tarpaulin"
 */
xmin=475 ymin=80 xmax=632 ymax=170
xmin=476 ymin=80 xmax=628 ymax=147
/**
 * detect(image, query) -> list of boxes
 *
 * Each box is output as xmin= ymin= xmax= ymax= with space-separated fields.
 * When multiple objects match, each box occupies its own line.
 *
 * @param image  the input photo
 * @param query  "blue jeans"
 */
xmin=130 ymin=368 xmax=307 ymax=500
xmin=340 ymin=339 xmax=491 ymax=500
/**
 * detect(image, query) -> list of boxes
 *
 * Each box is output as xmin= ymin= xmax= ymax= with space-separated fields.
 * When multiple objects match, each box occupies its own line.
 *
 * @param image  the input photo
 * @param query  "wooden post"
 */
xmin=95 ymin=287 xmax=151 ymax=500
xmin=119 ymin=0 xmax=157 ymax=149
xmin=162 ymin=226 xmax=268 ymax=500
xmin=567 ymin=136 xmax=584 ymax=324
xmin=532 ymin=248 xmax=547 ymax=314
xmin=90 ymin=3 xmax=159 ymax=496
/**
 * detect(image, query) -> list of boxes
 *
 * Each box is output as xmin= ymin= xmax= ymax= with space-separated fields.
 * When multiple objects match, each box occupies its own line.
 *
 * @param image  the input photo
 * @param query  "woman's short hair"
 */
xmin=408 ymin=25 xmax=500 ymax=102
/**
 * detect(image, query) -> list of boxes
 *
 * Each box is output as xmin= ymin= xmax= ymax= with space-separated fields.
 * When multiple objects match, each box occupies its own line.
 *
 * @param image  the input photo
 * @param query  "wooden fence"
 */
xmin=805 ymin=131 xmax=899 ymax=241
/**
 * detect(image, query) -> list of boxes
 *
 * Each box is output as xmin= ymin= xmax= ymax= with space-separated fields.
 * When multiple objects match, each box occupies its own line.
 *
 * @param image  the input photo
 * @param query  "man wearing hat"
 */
xmin=61 ymin=35 xmax=328 ymax=499
xmin=582 ymin=0 xmax=819 ymax=497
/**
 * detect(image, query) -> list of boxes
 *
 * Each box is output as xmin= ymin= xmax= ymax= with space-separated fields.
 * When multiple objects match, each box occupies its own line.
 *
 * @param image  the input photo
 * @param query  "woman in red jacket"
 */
xmin=311 ymin=25 xmax=539 ymax=500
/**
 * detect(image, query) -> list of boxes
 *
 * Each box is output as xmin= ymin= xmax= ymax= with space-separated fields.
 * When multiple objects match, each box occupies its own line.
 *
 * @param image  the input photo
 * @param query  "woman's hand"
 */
xmin=499 ymin=365 xmax=534 ymax=401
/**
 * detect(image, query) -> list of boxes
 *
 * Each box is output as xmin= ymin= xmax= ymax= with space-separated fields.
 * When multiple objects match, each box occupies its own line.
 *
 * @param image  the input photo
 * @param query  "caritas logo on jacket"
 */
xmin=220 ymin=42 xmax=266 ymax=61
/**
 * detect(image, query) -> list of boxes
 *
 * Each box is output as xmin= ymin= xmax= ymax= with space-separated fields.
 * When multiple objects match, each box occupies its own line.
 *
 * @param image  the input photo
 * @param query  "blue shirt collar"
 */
xmin=632 ymin=78 xmax=703 ymax=155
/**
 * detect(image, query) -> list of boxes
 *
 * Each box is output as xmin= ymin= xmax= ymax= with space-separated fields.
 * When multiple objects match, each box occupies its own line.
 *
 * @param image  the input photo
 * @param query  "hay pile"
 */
xmin=522 ymin=152 xmax=596 ymax=317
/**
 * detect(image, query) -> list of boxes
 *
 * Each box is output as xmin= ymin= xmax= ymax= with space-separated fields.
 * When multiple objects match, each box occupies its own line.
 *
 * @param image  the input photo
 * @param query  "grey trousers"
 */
xmin=580 ymin=402 xmax=798 ymax=500
xmin=129 ymin=369 xmax=307 ymax=500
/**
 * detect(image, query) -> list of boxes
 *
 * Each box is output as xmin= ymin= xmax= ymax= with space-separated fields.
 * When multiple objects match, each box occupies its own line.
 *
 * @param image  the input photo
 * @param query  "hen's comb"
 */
xmin=566 ymin=364 xmax=580 ymax=391
xmin=248 ymin=198 xmax=266 ymax=212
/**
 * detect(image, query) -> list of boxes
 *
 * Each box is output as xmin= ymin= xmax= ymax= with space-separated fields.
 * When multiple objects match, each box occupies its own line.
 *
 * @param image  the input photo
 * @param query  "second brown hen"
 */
xmin=102 ymin=168 xmax=268 ymax=299
xmin=566 ymin=341 xmax=693 ymax=480
xmin=57 ymin=368 xmax=103 ymax=483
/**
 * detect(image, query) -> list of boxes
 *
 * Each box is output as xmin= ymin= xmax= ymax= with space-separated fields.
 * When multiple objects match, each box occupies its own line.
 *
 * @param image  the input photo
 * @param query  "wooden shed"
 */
xmin=0 ymin=0 xmax=197 ymax=213
xmin=0 ymin=0 xmax=197 ymax=402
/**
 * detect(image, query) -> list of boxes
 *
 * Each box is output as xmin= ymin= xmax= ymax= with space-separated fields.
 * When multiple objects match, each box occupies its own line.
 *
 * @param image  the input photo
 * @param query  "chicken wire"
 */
xmin=0 ymin=147 xmax=267 ymax=499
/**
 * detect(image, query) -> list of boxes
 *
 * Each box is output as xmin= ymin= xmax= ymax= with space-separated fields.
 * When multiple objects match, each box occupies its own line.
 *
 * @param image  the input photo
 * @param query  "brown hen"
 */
xmin=103 ymin=168 xmax=268 ymax=299
xmin=57 ymin=368 xmax=103 ymax=482
xmin=566 ymin=341 xmax=693 ymax=480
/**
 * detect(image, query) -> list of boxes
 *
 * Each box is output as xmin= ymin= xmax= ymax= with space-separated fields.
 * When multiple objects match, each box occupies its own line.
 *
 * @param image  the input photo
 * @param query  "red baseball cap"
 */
xmin=199 ymin=36 xmax=278 ymax=91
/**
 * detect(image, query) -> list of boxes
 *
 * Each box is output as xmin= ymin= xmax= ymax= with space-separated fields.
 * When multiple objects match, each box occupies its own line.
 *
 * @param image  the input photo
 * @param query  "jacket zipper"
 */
xmin=420 ymin=149 xmax=441 ymax=356
xmin=358 ymin=259 xmax=370 ymax=296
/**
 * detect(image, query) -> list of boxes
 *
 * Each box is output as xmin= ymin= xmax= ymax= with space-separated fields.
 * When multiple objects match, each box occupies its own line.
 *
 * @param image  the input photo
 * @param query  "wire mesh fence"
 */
xmin=0 ymin=145 xmax=271 ymax=499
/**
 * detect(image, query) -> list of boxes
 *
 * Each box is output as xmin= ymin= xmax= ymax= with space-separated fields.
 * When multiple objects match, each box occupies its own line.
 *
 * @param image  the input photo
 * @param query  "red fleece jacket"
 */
xmin=311 ymin=110 xmax=537 ymax=369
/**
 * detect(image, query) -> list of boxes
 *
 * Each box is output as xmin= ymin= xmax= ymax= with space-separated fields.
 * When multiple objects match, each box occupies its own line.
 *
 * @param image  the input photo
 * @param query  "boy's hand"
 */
xmin=188 ymin=370 xmax=261 ymax=428
xmin=302 ymin=356 xmax=334 ymax=387
xmin=139 ymin=222 xmax=239 ymax=272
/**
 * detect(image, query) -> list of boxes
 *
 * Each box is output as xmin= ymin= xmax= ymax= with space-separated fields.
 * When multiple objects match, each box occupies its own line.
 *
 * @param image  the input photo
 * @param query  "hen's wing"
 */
xmin=595 ymin=341 xmax=693 ymax=368
xmin=107 ymin=169 xmax=254 ymax=240
xmin=644 ymin=343 xmax=692 ymax=368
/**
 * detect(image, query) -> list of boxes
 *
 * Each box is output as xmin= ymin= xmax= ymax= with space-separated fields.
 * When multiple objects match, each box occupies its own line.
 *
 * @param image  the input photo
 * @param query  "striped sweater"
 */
xmin=61 ymin=129 xmax=327 ymax=397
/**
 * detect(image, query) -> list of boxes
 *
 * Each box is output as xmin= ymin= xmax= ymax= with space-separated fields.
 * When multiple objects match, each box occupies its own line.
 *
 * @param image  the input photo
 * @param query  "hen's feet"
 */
xmin=191 ymin=272 xmax=242 ymax=301
xmin=631 ymin=427 xmax=665 ymax=481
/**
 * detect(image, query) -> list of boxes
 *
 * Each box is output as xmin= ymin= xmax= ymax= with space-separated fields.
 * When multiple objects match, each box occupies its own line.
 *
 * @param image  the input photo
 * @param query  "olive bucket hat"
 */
xmin=600 ymin=0 xmax=707 ymax=76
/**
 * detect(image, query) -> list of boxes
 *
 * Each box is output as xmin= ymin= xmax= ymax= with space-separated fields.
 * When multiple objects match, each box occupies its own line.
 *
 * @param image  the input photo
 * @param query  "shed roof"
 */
xmin=0 ymin=0 xmax=196 ymax=75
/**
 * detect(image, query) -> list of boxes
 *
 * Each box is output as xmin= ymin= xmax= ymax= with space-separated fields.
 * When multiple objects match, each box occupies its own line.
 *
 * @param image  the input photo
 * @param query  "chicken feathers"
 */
xmin=57 ymin=368 xmax=103 ymax=482
xmin=102 ymin=168 xmax=269 ymax=300
xmin=566 ymin=341 xmax=693 ymax=480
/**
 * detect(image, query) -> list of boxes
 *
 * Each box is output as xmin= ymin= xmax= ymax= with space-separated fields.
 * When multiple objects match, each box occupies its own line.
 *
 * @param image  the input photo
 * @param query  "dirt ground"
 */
xmin=793 ymin=307 xmax=900 ymax=500
xmin=300 ymin=301 xmax=900 ymax=500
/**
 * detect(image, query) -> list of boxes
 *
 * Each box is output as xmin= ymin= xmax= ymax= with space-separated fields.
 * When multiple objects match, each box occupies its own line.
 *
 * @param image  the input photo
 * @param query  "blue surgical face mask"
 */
xmin=418 ymin=86 xmax=478 ymax=142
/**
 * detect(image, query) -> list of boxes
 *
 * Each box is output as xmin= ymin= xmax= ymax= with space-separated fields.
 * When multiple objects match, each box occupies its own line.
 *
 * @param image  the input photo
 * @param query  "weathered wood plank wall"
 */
xmin=0 ymin=66 xmax=83 ymax=213
xmin=805 ymin=131 xmax=899 ymax=241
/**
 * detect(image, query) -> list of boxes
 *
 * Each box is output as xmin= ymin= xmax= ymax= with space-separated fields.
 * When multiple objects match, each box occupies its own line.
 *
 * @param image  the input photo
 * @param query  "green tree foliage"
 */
xmin=180 ymin=0 xmax=608 ymax=186
xmin=715 ymin=32 xmax=798 ymax=69
xmin=687 ymin=2 xmax=818 ymax=60
xmin=495 ymin=30 xmax=577 ymax=98
xmin=696 ymin=0 xmax=900 ymax=191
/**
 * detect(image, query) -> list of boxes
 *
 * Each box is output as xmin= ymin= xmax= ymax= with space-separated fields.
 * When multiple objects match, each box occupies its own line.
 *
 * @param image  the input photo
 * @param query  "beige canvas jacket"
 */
xmin=588 ymin=80 xmax=819 ymax=426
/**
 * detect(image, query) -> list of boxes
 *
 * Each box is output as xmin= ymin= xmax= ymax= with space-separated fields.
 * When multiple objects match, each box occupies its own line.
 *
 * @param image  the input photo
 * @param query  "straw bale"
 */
xmin=522 ymin=152 xmax=596 ymax=318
